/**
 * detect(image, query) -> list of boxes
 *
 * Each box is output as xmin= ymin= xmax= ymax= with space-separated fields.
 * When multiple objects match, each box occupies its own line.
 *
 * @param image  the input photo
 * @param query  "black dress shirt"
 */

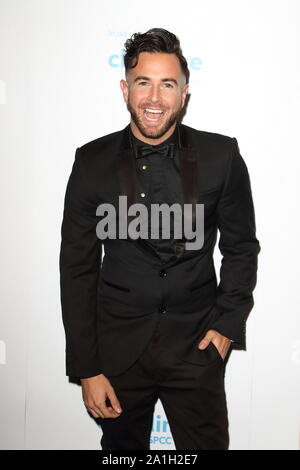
xmin=129 ymin=122 xmax=185 ymax=263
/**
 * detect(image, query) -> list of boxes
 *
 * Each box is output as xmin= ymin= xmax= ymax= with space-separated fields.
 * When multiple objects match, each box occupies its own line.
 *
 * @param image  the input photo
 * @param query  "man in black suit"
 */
xmin=59 ymin=28 xmax=260 ymax=450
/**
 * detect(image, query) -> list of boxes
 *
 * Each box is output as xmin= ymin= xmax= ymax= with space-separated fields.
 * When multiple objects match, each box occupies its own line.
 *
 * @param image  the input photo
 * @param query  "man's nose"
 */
xmin=148 ymin=85 xmax=161 ymax=103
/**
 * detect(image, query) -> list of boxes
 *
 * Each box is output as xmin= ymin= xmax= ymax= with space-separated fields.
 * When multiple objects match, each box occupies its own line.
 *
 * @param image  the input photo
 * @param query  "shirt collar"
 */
xmin=130 ymin=122 xmax=178 ymax=158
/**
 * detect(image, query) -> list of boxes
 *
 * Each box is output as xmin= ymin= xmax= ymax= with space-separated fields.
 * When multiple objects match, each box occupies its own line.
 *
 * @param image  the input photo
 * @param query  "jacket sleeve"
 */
xmin=209 ymin=138 xmax=261 ymax=349
xmin=59 ymin=147 xmax=103 ymax=378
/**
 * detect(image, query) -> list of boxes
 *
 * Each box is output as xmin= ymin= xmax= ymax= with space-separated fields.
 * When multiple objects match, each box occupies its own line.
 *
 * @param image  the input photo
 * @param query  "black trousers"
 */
xmin=98 ymin=330 xmax=230 ymax=450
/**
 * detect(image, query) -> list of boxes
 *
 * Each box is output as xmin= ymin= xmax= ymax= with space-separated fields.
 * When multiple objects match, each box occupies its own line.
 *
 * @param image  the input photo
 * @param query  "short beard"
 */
xmin=126 ymin=100 xmax=181 ymax=140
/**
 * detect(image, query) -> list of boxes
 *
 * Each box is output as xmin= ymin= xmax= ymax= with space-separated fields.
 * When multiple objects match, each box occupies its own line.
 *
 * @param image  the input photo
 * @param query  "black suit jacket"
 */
xmin=59 ymin=121 xmax=261 ymax=378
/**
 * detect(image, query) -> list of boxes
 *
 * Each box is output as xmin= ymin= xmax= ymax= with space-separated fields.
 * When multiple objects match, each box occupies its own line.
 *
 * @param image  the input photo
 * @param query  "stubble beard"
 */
xmin=126 ymin=99 xmax=182 ymax=140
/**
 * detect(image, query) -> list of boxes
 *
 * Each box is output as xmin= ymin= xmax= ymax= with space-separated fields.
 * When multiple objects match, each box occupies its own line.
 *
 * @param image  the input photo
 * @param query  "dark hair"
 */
xmin=123 ymin=28 xmax=190 ymax=84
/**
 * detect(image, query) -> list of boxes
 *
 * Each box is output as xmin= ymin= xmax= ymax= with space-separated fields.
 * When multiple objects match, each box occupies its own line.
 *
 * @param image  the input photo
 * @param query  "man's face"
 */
xmin=120 ymin=52 xmax=189 ymax=142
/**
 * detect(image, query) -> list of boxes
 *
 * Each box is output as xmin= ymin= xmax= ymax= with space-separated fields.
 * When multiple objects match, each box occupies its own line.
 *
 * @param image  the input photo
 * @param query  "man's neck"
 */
xmin=130 ymin=121 xmax=177 ymax=145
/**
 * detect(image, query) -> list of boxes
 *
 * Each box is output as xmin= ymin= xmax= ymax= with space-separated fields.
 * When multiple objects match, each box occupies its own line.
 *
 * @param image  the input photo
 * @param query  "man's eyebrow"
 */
xmin=133 ymin=76 xmax=178 ymax=85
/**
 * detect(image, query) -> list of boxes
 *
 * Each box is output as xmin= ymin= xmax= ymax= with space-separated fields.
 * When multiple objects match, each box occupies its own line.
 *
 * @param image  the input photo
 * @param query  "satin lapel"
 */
xmin=118 ymin=149 xmax=136 ymax=218
xmin=116 ymin=122 xmax=200 ymax=265
xmin=179 ymin=146 xmax=198 ymax=230
xmin=170 ymin=123 xmax=199 ymax=263
xmin=116 ymin=125 xmax=162 ymax=262
xmin=117 ymin=125 xmax=138 ymax=223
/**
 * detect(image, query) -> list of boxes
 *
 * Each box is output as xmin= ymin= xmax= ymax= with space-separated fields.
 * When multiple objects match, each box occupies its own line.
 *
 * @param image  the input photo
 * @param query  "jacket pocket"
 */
xmin=209 ymin=341 xmax=224 ymax=361
xmin=102 ymin=278 xmax=131 ymax=293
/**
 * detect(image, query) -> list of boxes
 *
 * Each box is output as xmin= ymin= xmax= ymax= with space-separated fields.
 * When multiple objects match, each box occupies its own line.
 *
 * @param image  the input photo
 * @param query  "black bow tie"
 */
xmin=137 ymin=142 xmax=175 ymax=159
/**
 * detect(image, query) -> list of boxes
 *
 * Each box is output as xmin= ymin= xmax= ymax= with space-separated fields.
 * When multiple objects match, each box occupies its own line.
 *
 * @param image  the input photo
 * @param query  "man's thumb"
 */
xmin=108 ymin=391 xmax=122 ymax=413
xmin=198 ymin=334 xmax=211 ymax=350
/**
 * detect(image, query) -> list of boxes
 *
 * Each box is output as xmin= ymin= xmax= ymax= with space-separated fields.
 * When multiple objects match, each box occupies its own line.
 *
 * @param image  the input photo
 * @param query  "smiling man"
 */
xmin=120 ymin=50 xmax=188 ymax=143
xmin=59 ymin=28 xmax=260 ymax=450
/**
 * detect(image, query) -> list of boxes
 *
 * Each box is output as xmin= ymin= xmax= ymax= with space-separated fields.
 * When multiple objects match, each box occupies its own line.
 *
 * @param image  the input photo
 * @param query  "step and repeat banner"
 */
xmin=1 ymin=0 xmax=300 ymax=450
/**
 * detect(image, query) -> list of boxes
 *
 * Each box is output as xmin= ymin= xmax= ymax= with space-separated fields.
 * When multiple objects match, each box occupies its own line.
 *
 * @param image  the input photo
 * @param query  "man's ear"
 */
xmin=181 ymin=83 xmax=189 ymax=108
xmin=120 ymin=79 xmax=129 ymax=104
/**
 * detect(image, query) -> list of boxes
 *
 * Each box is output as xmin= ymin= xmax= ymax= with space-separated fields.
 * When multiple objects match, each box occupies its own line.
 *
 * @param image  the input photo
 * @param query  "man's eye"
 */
xmin=137 ymin=82 xmax=173 ymax=88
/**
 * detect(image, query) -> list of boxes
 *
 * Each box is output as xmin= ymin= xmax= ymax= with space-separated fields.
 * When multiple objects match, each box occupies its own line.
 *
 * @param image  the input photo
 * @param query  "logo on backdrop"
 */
xmin=150 ymin=413 xmax=173 ymax=446
xmin=107 ymin=44 xmax=202 ymax=71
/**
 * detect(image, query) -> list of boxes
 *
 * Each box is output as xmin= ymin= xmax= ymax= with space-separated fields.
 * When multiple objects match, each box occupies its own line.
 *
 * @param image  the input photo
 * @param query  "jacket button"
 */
xmin=159 ymin=270 xmax=167 ymax=277
xmin=159 ymin=305 xmax=167 ymax=314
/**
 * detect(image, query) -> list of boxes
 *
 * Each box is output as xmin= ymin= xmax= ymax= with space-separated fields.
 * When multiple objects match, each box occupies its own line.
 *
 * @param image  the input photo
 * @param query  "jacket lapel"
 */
xmin=177 ymin=123 xmax=199 ymax=233
xmin=116 ymin=122 xmax=199 ymax=263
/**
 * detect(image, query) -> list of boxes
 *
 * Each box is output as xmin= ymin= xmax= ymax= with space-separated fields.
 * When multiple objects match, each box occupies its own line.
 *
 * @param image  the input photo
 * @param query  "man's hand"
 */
xmin=81 ymin=374 xmax=122 ymax=419
xmin=198 ymin=329 xmax=232 ymax=360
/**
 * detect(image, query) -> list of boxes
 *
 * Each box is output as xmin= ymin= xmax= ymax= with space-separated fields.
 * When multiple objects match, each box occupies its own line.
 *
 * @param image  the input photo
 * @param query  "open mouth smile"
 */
xmin=143 ymin=108 xmax=165 ymax=122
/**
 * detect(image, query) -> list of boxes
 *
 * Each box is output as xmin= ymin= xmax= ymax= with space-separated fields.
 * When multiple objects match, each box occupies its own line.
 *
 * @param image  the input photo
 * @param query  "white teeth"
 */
xmin=145 ymin=108 xmax=163 ymax=114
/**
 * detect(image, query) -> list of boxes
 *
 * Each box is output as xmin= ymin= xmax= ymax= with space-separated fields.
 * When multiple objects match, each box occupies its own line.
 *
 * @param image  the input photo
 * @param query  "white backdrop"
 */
xmin=1 ymin=0 xmax=300 ymax=450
